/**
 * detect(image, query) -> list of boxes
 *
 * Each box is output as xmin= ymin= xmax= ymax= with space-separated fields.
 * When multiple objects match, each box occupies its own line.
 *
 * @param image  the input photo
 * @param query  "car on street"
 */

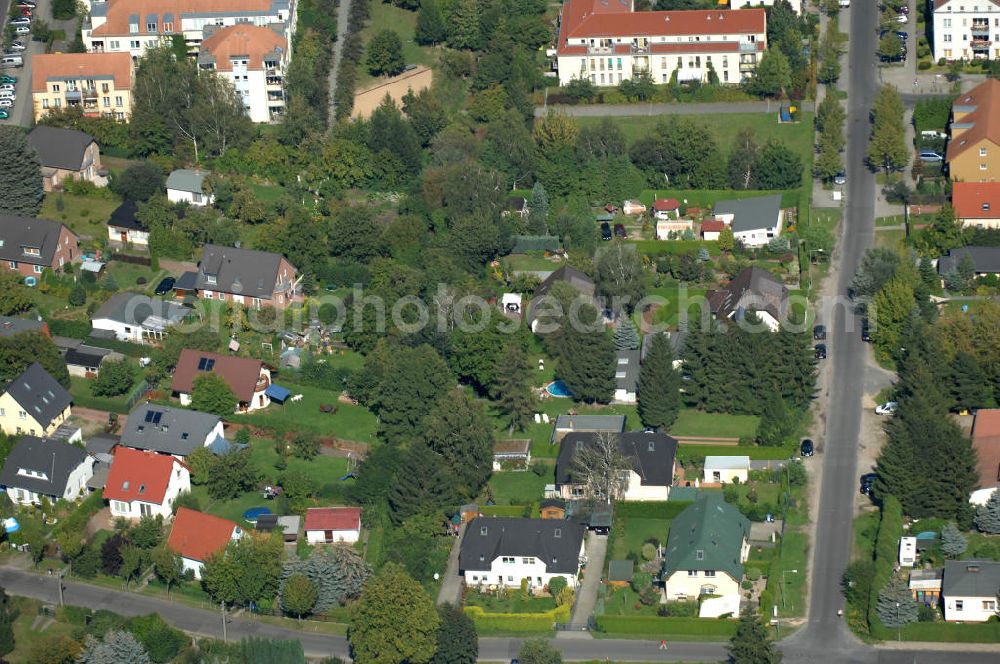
xmin=10 ymin=17 xmax=31 ymax=26
xmin=0 ymin=99 xmax=12 ymax=108
xmin=800 ymin=439 xmax=814 ymax=457
xmin=860 ymin=473 xmax=878 ymax=496
xmin=813 ymin=324 xmax=826 ymax=340
xmin=600 ymin=222 xmax=612 ymax=241
xmin=8 ymin=42 xmax=26 ymax=51
xmin=153 ymin=277 xmax=176 ymax=296
xmin=861 ymin=317 xmax=871 ymax=342
xmin=0 ymin=109 xmax=9 ymax=120
xmin=834 ymin=171 xmax=846 ymax=185
xmin=919 ymin=150 xmax=943 ymax=162
xmin=814 ymin=343 xmax=827 ymax=359
xmin=875 ymin=401 xmax=898 ymax=415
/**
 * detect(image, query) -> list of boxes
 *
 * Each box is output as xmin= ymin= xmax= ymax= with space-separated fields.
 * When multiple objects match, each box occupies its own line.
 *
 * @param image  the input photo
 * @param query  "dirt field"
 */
xmin=351 ymin=66 xmax=433 ymax=119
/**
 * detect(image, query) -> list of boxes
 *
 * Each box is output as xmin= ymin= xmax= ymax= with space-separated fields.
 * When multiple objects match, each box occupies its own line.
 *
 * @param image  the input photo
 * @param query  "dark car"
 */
xmin=800 ymin=439 xmax=814 ymax=457
xmin=860 ymin=473 xmax=878 ymax=496
xmin=861 ymin=318 xmax=871 ymax=342
xmin=600 ymin=222 xmax=612 ymax=241
xmin=153 ymin=276 xmax=175 ymax=296
xmin=613 ymin=223 xmax=626 ymax=239
xmin=814 ymin=343 xmax=827 ymax=359
xmin=813 ymin=324 xmax=826 ymax=340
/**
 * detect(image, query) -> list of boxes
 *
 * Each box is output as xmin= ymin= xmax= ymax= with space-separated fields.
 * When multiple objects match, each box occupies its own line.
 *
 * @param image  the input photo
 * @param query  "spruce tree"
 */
xmin=415 ymin=0 xmax=447 ymax=45
xmin=951 ymin=352 xmax=991 ymax=411
xmin=876 ymin=576 xmax=919 ymax=627
xmin=727 ymin=607 xmax=782 ymax=664
xmin=637 ymin=332 xmax=681 ymax=431
xmin=613 ymin=317 xmax=640 ymax=351
xmin=0 ymin=127 xmax=44 ymax=217
xmin=422 ymin=388 xmax=494 ymax=500
xmin=974 ymin=491 xmax=1000 ymax=534
xmin=527 ymin=182 xmax=549 ymax=235
xmin=555 ymin=306 xmax=615 ymax=404
xmin=755 ymin=392 xmax=790 ymax=446
xmin=493 ymin=341 xmax=535 ymax=432
xmin=387 ymin=444 xmax=454 ymax=524
xmin=940 ymin=522 xmax=968 ymax=557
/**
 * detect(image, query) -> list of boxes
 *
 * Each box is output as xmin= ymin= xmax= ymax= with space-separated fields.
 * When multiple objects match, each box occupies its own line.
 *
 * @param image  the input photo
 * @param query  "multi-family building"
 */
xmin=83 ymin=0 xmax=296 ymax=58
xmin=31 ymin=52 xmax=133 ymax=121
xmin=554 ymin=1 xmax=767 ymax=86
xmin=198 ymin=24 xmax=287 ymax=122
xmin=931 ymin=0 xmax=1000 ymax=62
xmin=947 ymin=79 xmax=1000 ymax=183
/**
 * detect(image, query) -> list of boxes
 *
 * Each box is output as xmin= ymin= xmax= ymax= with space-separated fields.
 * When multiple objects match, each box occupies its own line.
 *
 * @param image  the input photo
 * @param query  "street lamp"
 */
xmin=780 ymin=569 xmax=799 ymax=609
xmin=895 ymin=602 xmax=900 ymax=642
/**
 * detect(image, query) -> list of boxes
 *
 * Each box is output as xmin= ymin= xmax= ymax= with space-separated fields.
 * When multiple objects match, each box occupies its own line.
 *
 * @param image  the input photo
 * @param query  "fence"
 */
xmin=109 ymin=253 xmax=152 ymax=266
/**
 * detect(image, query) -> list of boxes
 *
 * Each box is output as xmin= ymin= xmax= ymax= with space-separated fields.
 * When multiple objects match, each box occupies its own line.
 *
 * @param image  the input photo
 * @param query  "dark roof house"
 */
xmin=707 ymin=266 xmax=789 ymax=327
xmin=459 ymin=517 xmax=586 ymax=575
xmin=614 ymin=349 xmax=640 ymax=397
xmin=26 ymin=126 xmax=97 ymax=172
xmin=942 ymin=560 xmax=1000 ymax=598
xmin=196 ymin=244 xmax=298 ymax=303
xmin=556 ymin=430 xmax=678 ymax=489
xmin=662 ymin=492 xmax=751 ymax=582
xmin=528 ymin=266 xmax=598 ymax=330
xmin=107 ymin=200 xmax=144 ymax=232
xmin=120 ymin=403 xmax=223 ymax=457
xmin=713 ymin=194 xmax=783 ymax=235
xmin=937 ymin=247 xmax=1000 ymax=276
xmin=2 ymin=363 xmax=73 ymax=431
xmin=0 ymin=436 xmax=89 ymax=500
xmin=0 ymin=215 xmax=78 ymax=270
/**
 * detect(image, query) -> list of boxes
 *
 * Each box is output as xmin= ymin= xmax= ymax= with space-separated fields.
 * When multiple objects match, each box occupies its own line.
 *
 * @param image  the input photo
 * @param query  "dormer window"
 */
xmin=23 ymin=247 xmax=40 ymax=257
xmin=696 ymin=549 xmax=705 ymax=560
xmin=554 ymin=528 xmax=562 ymax=538
xmin=480 ymin=526 xmax=488 ymax=535
xmin=648 ymin=441 xmax=655 ymax=452
xmin=138 ymin=484 xmax=145 ymax=495
xmin=984 ymin=203 xmax=991 ymax=211
xmin=206 ymin=274 xmax=217 ymax=285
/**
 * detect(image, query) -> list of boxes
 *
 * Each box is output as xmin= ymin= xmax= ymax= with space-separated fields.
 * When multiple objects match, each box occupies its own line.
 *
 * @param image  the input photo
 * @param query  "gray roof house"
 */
xmin=0 ymin=436 xmax=93 ymax=504
xmin=613 ymin=350 xmax=640 ymax=403
xmin=119 ymin=403 xmax=225 ymax=457
xmin=707 ymin=267 xmax=789 ymax=331
xmin=937 ymin=246 xmax=1000 ymax=277
xmin=0 ymin=214 xmax=79 ymax=272
xmin=459 ymin=517 xmax=586 ymax=585
xmin=26 ymin=127 xmax=103 ymax=195
xmin=942 ymin=560 xmax=1000 ymax=622
xmin=713 ymin=194 xmax=783 ymax=248
xmin=0 ymin=363 xmax=73 ymax=437
xmin=91 ymin=293 xmax=191 ymax=342
xmin=195 ymin=244 xmax=299 ymax=307
xmin=528 ymin=266 xmax=599 ymax=332
xmin=556 ymin=430 xmax=678 ymax=501
xmin=166 ymin=169 xmax=212 ymax=205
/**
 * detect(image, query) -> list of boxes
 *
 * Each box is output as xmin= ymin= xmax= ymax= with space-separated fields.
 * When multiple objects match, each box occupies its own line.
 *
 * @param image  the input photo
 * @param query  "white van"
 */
xmin=0 ymin=55 xmax=23 ymax=68
xmin=839 ymin=0 xmax=850 ymax=6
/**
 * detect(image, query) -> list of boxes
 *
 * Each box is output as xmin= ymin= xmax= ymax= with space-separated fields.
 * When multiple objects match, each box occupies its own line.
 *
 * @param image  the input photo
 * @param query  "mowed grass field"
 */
xmin=356 ymin=3 xmax=436 ymax=90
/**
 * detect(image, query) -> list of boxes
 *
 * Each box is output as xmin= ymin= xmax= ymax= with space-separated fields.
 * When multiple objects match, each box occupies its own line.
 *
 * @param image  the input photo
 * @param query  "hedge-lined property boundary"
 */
xmin=615 ymin=501 xmax=693 ymax=519
xmin=463 ymin=604 xmax=570 ymax=634
xmin=595 ymin=615 xmax=737 ymax=636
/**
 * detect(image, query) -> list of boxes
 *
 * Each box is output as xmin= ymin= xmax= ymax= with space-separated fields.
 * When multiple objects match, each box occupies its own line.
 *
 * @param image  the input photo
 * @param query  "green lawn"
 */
xmin=600 ymin=584 xmax=662 ymax=617
xmin=489 ymin=399 xmax=639 ymax=459
xmin=250 ymin=183 xmax=285 ymax=202
xmin=669 ymin=410 xmax=759 ymax=439
xmin=104 ymin=262 xmax=166 ymax=293
xmin=356 ymin=3 xmax=436 ymax=89
xmin=638 ymin=188 xmax=801 ymax=211
xmin=464 ymin=592 xmax=558 ymax=614
xmin=7 ymin=597 xmax=78 ymax=664
xmin=770 ymin=531 xmax=809 ymax=618
xmin=69 ymin=362 xmax=146 ymax=413
xmin=610 ymin=515 xmax=671 ymax=560
xmin=40 ymin=192 xmax=121 ymax=244
xmin=487 ymin=467 xmax=555 ymax=506
xmin=505 ymin=254 xmax=562 ymax=272
xmin=875 ymin=228 xmax=906 ymax=250
xmin=240 ymin=381 xmax=378 ymax=443
xmin=645 ymin=286 xmax=708 ymax=328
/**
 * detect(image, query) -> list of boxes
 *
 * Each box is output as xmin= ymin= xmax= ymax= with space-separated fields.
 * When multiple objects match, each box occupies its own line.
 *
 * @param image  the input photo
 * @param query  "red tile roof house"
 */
xmin=0 ymin=215 xmax=79 ymax=278
xmin=952 ymin=182 xmax=1000 ymax=230
xmin=651 ymin=198 xmax=680 ymax=221
xmin=970 ymin=409 xmax=1000 ymax=506
xmin=103 ymin=447 xmax=191 ymax=520
xmin=171 ymin=349 xmax=272 ymax=413
xmin=304 ymin=507 xmax=362 ymax=544
xmin=167 ymin=507 xmax=243 ymax=580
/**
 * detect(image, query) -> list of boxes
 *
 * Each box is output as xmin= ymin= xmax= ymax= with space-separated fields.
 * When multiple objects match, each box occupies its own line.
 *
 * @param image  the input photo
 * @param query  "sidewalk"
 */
xmin=533 ymin=100 xmax=815 ymax=118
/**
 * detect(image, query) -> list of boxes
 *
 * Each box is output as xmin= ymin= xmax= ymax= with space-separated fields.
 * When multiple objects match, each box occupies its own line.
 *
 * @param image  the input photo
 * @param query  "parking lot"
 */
xmin=1 ymin=0 xmax=59 ymax=127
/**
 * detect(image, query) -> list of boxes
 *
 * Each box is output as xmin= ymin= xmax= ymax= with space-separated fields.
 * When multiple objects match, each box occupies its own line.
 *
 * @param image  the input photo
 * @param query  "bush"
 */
xmin=125 ymin=614 xmax=186 ymax=663
xmin=68 ymin=283 xmax=86 ymax=306
xmin=657 ymin=601 xmax=699 ymax=617
xmin=548 ymin=576 xmax=567 ymax=597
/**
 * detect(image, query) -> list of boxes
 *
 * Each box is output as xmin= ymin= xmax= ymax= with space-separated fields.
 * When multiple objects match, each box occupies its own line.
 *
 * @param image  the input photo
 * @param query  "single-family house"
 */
xmin=706 ymin=266 xmax=789 ymax=331
xmin=0 ymin=215 xmax=79 ymax=277
xmin=937 ymin=246 xmax=1000 ymax=279
xmin=27 ymin=127 xmax=105 ymax=192
xmin=651 ymin=198 xmax=680 ymax=221
xmin=700 ymin=219 xmax=726 ymax=241
xmin=106 ymin=200 xmax=149 ymax=246
xmin=63 ymin=346 xmax=116 ymax=379
xmin=493 ymin=439 xmax=531 ymax=471
xmin=946 ymin=80 xmax=1000 ymax=183
xmin=528 ymin=266 xmax=599 ymax=333
xmin=304 ymin=507 xmax=362 ymax=544
xmin=0 ymin=317 xmax=49 ymax=338
xmin=703 ymin=456 xmax=750 ymax=484
xmin=712 ymin=194 xmax=783 ymax=248
xmin=970 ymin=409 xmax=1000 ymax=505
xmin=551 ymin=414 xmax=626 ymax=443
xmin=656 ymin=218 xmax=693 ymax=240
xmin=952 ymin=182 xmax=1000 ymax=229
xmin=942 ymin=560 xmax=1000 ymax=622
xmin=0 ymin=436 xmax=94 ymax=506
xmin=0 ymin=363 xmax=73 ymax=438
xmin=662 ymin=492 xmax=751 ymax=601
xmin=166 ymin=507 xmax=243 ymax=579
xmin=103 ymin=446 xmax=191 ymax=519
xmin=613 ymin=349 xmax=640 ymax=404
xmin=504 ymin=197 xmax=529 ymax=219
xmin=193 ymin=244 xmax=300 ymax=309
xmin=171 ymin=349 xmax=272 ymax=412
xmin=622 ymin=200 xmax=646 ymax=216
xmin=91 ymin=292 xmax=190 ymax=344
xmin=556 ymin=430 xmax=678 ymax=501
xmin=459 ymin=516 xmax=586 ymax=590
xmin=166 ymin=169 xmax=214 ymax=206
xmin=119 ymin=403 xmax=225 ymax=458
xmin=909 ymin=567 xmax=943 ymax=606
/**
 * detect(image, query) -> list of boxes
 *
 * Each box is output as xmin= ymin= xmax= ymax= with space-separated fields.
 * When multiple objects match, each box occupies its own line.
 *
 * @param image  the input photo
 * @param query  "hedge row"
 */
xmin=594 ymin=615 xmax=738 ymax=636
xmin=615 ymin=501 xmax=693 ymax=519
xmin=463 ymin=604 xmax=570 ymax=634
xmin=871 ymin=621 xmax=1000 ymax=643
xmin=332 ymin=0 xmax=371 ymax=121
xmin=868 ymin=495 xmax=903 ymax=632
xmin=480 ymin=505 xmax=531 ymax=517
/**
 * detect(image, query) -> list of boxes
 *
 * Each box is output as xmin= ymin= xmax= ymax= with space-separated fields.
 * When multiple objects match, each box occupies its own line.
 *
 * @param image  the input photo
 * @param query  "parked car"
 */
xmin=860 ymin=473 xmax=878 ymax=496
xmin=895 ymin=13 xmax=907 ymax=22
xmin=600 ymin=222 xmax=612 ymax=241
xmin=814 ymin=343 xmax=827 ymax=359
xmin=0 ymin=92 xmax=15 ymax=101
xmin=834 ymin=171 xmax=846 ymax=186
xmin=875 ymin=401 xmax=898 ymax=415
xmin=0 ymin=75 xmax=16 ymax=85
xmin=8 ymin=42 xmax=26 ymax=51
xmin=154 ymin=277 xmax=176 ymax=296
xmin=613 ymin=223 xmax=626 ymax=239
xmin=10 ymin=17 xmax=31 ymax=26
xmin=0 ymin=109 xmax=8 ymax=120
xmin=0 ymin=84 xmax=13 ymax=92
xmin=14 ymin=26 xmax=29 ymax=35
xmin=920 ymin=130 xmax=947 ymax=140
xmin=17 ymin=2 xmax=37 ymax=7
xmin=861 ymin=317 xmax=871 ymax=342
xmin=813 ymin=324 xmax=826 ymax=340
xmin=919 ymin=151 xmax=943 ymax=162
xmin=800 ymin=439 xmax=814 ymax=457
xmin=0 ymin=99 xmax=12 ymax=108
xmin=839 ymin=0 xmax=850 ymax=6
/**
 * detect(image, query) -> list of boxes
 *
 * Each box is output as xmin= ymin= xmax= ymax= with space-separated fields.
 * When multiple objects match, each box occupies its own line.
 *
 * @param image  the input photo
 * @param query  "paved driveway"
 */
xmin=565 ymin=531 xmax=607 ymax=629
xmin=436 ymin=523 xmax=465 ymax=606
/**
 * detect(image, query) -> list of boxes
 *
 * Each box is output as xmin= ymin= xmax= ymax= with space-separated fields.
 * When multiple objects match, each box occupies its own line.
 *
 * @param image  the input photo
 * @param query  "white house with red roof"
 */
xmin=167 ymin=507 xmax=243 ymax=579
xmin=953 ymin=182 xmax=1000 ymax=229
xmin=304 ymin=506 xmax=362 ymax=544
xmin=103 ymin=447 xmax=190 ymax=519
xmin=554 ymin=1 xmax=767 ymax=86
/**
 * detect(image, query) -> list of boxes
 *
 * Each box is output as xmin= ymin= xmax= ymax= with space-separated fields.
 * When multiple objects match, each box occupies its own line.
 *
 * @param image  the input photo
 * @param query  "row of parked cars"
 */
xmin=0 ymin=1 xmax=36 ymax=120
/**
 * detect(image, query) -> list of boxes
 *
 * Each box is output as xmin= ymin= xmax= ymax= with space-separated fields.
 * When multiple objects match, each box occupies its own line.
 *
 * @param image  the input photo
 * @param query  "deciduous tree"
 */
xmin=366 ymin=30 xmax=405 ymax=77
xmin=190 ymin=373 xmax=237 ymax=416
xmin=431 ymin=603 xmax=478 ymax=664
xmin=518 ymin=639 xmax=562 ymax=664
xmin=745 ymin=49 xmax=791 ymax=99
xmin=151 ymin=547 xmax=183 ymax=597
xmin=91 ymin=359 xmax=135 ymax=397
xmin=569 ymin=431 xmax=633 ymax=501
xmin=281 ymin=573 xmax=318 ymax=619
xmin=415 ymin=0 xmax=447 ymax=45
xmin=350 ymin=564 xmax=440 ymax=664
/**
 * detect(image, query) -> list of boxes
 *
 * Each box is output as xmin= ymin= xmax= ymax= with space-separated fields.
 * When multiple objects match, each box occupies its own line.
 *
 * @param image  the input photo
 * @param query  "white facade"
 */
xmin=5 ymin=457 xmax=94 ymax=506
xmin=899 ymin=537 xmax=917 ymax=567
xmin=177 ymin=367 xmax=271 ymax=412
xmin=559 ymin=469 xmax=670 ymax=502
xmin=464 ymin=547 xmax=584 ymax=591
xmin=703 ymin=456 xmax=750 ymax=484
xmin=108 ymin=462 xmax=190 ymax=520
xmin=305 ymin=526 xmax=360 ymax=544
xmin=180 ymin=528 xmax=242 ymax=580
xmin=664 ymin=567 xmax=741 ymax=601
xmin=944 ymin=593 xmax=999 ymax=622
xmin=558 ymin=45 xmax=765 ymax=87
xmin=655 ymin=219 xmax=693 ymax=239
xmin=932 ymin=0 xmax=1000 ymax=62
xmin=731 ymin=0 xmax=801 ymax=13
xmin=713 ymin=209 xmax=784 ymax=247
xmin=613 ymin=386 xmax=637 ymax=404
xmin=970 ymin=486 xmax=997 ymax=505
xmin=167 ymin=186 xmax=214 ymax=207
xmin=107 ymin=225 xmax=149 ymax=246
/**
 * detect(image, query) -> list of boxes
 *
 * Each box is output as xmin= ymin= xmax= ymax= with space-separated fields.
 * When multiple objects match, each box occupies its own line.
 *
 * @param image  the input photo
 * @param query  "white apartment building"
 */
xmin=731 ymin=0 xmax=802 ymax=14
xmin=554 ymin=1 xmax=768 ymax=86
xmin=198 ymin=24 xmax=287 ymax=122
xmin=932 ymin=0 xmax=1000 ymax=62
xmin=83 ymin=0 xmax=297 ymax=59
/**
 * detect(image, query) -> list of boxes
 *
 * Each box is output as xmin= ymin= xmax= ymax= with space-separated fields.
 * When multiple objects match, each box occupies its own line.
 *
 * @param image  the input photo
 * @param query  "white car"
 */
xmin=10 ymin=17 xmax=30 ymax=26
xmin=0 ymin=99 xmax=12 ymax=108
xmin=895 ymin=13 xmax=907 ymax=23
xmin=875 ymin=401 xmax=898 ymax=415
xmin=839 ymin=0 xmax=850 ymax=6
xmin=8 ymin=42 xmax=26 ymax=51
xmin=14 ymin=26 xmax=29 ymax=35
xmin=0 ymin=84 xmax=13 ymax=92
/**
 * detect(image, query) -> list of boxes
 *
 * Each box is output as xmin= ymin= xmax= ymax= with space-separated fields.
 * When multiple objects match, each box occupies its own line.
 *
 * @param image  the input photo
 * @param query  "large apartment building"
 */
xmin=554 ymin=0 xmax=767 ymax=87
xmin=83 ymin=0 xmax=296 ymax=59
xmin=31 ymin=52 xmax=133 ymax=121
xmin=947 ymin=79 xmax=1000 ymax=182
xmin=931 ymin=0 xmax=1000 ymax=62
xmin=198 ymin=24 xmax=287 ymax=123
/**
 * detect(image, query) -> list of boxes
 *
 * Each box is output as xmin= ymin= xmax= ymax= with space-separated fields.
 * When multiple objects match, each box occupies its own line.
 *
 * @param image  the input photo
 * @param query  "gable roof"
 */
xmin=972 ymin=409 xmax=1000 ymax=491
xmin=0 ymin=436 xmax=88 ymax=497
xmin=3 ymin=363 xmax=72 ymax=428
xmin=556 ymin=430 xmax=678 ymax=488
xmin=707 ymin=266 xmax=788 ymax=322
xmin=199 ymin=23 xmax=286 ymax=72
xmin=0 ymin=316 xmax=46 ymax=338
xmin=942 ymin=560 xmax=1000 ymax=597
xmin=947 ymin=79 xmax=1000 ymax=161
xmin=102 ymin=446 xmax=178 ymax=505
xmin=614 ymin=349 xmax=641 ymax=393
xmin=93 ymin=292 xmax=190 ymax=329
xmin=533 ymin=265 xmax=596 ymax=300
xmin=166 ymin=169 xmax=208 ymax=194
xmin=303 ymin=506 xmax=362 ymax=532
xmin=934 ymin=0 xmax=1000 ymax=8
xmin=952 ymin=183 xmax=1000 ymax=220
xmin=64 ymin=347 xmax=107 ymax=370
xmin=704 ymin=456 xmax=750 ymax=471
xmin=652 ymin=198 xmax=680 ymax=212
xmin=31 ymin=52 xmax=132 ymax=94
xmin=120 ymin=403 xmax=222 ymax=457
xmin=553 ymin=414 xmax=627 ymax=432
xmin=663 ymin=492 xmax=750 ymax=581
xmin=713 ymin=194 xmax=782 ymax=234
xmin=196 ymin=243 xmax=290 ymax=299
xmin=167 ymin=507 xmax=240 ymax=562
xmin=107 ymin=200 xmax=144 ymax=231
xmin=91 ymin=0 xmax=285 ymax=37
xmin=937 ymin=246 xmax=1000 ymax=275
xmin=459 ymin=517 xmax=586 ymax=574
xmin=170 ymin=349 xmax=264 ymax=402
xmin=27 ymin=127 xmax=97 ymax=172
xmin=0 ymin=215 xmax=77 ymax=267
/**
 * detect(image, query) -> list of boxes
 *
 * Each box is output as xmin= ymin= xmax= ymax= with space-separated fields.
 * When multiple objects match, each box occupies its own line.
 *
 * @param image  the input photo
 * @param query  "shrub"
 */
xmin=548 ymin=576 xmax=567 ymax=597
xmin=68 ymin=283 xmax=86 ymax=306
xmin=598 ymin=615 xmax=736 ymax=636
xmin=658 ymin=601 xmax=698 ymax=617
xmin=641 ymin=542 xmax=657 ymax=561
xmin=918 ymin=61 xmax=932 ymax=71
xmin=125 ymin=614 xmax=186 ymax=663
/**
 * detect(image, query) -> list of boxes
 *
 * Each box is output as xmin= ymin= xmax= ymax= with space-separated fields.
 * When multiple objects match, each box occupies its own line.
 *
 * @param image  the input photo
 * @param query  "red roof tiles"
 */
xmin=167 ymin=507 xmax=239 ymax=562
xmin=171 ymin=349 xmax=264 ymax=402
xmin=972 ymin=409 xmax=1000 ymax=491
xmin=304 ymin=507 xmax=361 ymax=533
xmin=952 ymin=182 xmax=1000 ymax=220
xmin=103 ymin=447 xmax=177 ymax=505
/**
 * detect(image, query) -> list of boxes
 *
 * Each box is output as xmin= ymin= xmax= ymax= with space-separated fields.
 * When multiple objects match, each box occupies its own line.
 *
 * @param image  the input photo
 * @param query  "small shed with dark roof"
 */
xmin=608 ymin=559 xmax=634 ymax=586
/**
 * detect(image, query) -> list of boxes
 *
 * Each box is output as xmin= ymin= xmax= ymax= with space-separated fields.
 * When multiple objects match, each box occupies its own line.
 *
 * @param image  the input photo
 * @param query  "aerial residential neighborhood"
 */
xmin=0 ymin=0 xmax=997 ymax=662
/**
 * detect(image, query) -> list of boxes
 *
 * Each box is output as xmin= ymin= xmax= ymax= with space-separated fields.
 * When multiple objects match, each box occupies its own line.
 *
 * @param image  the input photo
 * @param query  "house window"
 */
xmin=944 ymin=18 xmax=952 ymax=27
xmin=146 ymin=21 xmax=157 ymax=31
xmin=204 ymin=292 xmax=213 ymax=299
xmin=33 ymin=266 xmax=43 ymax=274
xmin=103 ymin=97 xmax=110 ymax=107
xmin=982 ymin=164 xmax=989 ymax=170
xmin=42 ymin=99 xmax=48 ymax=109
xmin=522 ymin=557 xmax=533 ymax=564
xmin=945 ymin=34 xmax=953 ymax=42
xmin=507 ymin=576 xmax=514 ymax=582
xmin=130 ymin=40 xmax=141 ymax=49
xmin=164 ymin=22 xmax=173 ymax=31
xmin=18 ymin=411 xmax=26 ymax=420
xmin=140 ymin=503 xmax=152 ymax=517
xmin=705 ymin=570 xmax=716 ymax=577
xmin=984 ymin=600 xmax=997 ymax=611
xmin=193 ymin=192 xmax=203 ymax=203
xmin=688 ymin=570 xmax=698 ymax=577
xmin=696 ymin=549 xmax=705 ymax=561
xmin=102 ymin=83 xmax=109 ymax=93
xmin=980 ymin=147 xmax=988 ymax=156
xmin=115 ymin=96 xmax=123 ymax=107
xmin=955 ymin=600 xmax=964 ymax=611
xmin=109 ymin=40 xmax=120 ymax=49
xmin=218 ymin=293 xmax=226 ymax=302
xmin=502 ymin=557 xmax=515 ymax=564
xmin=7 ymin=262 xmax=15 ymax=269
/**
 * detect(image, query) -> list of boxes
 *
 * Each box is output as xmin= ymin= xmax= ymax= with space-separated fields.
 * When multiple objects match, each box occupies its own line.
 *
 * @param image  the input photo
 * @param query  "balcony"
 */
xmin=740 ymin=42 xmax=758 ymax=53
xmin=971 ymin=23 xmax=990 ymax=35
xmin=971 ymin=38 xmax=992 ymax=49
xmin=587 ymin=45 xmax=614 ymax=55
xmin=739 ymin=62 xmax=757 ymax=73
xmin=265 ymin=76 xmax=283 ymax=87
